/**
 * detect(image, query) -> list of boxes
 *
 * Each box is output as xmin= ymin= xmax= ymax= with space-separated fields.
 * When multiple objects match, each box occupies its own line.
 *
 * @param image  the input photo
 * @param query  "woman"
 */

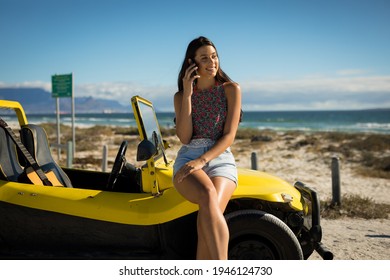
xmin=173 ymin=36 xmax=242 ymax=260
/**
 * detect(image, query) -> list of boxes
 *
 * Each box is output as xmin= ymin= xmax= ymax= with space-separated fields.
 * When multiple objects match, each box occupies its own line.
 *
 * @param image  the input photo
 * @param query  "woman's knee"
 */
xmin=198 ymin=183 xmax=218 ymax=207
xmin=173 ymin=172 xmax=219 ymax=207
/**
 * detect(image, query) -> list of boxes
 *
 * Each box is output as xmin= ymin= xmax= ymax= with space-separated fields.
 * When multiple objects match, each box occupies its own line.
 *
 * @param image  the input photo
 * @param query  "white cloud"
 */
xmin=241 ymin=75 xmax=390 ymax=110
xmin=243 ymin=76 xmax=390 ymax=94
xmin=0 ymin=81 xmax=52 ymax=92
xmin=0 ymin=81 xmax=177 ymax=111
xmin=336 ymin=69 xmax=370 ymax=76
xmin=75 ymin=82 xmax=176 ymax=110
xmin=2 ymin=74 xmax=390 ymax=111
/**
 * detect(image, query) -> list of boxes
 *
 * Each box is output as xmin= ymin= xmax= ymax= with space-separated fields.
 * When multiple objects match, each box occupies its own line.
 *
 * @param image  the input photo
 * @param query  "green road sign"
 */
xmin=52 ymin=74 xmax=73 ymax=98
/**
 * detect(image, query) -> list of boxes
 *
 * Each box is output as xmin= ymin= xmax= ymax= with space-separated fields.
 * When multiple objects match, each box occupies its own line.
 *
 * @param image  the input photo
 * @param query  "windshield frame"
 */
xmin=131 ymin=96 xmax=164 ymax=161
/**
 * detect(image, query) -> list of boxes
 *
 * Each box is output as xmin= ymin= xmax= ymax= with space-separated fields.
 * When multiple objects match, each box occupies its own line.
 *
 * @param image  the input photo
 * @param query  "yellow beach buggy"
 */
xmin=0 ymin=96 xmax=332 ymax=260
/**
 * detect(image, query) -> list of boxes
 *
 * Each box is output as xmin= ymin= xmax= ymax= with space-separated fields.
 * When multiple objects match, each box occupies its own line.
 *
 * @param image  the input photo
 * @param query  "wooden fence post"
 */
xmin=331 ymin=156 xmax=341 ymax=205
xmin=102 ymin=144 xmax=108 ymax=172
xmin=251 ymin=152 xmax=258 ymax=170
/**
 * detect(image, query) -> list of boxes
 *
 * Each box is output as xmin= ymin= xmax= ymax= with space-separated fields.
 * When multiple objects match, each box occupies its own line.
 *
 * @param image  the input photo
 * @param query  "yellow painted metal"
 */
xmin=0 ymin=180 xmax=198 ymax=225
xmin=0 ymin=97 xmax=304 ymax=227
xmin=131 ymin=96 xmax=156 ymax=194
xmin=232 ymin=168 xmax=304 ymax=211
xmin=0 ymin=164 xmax=303 ymax=226
xmin=131 ymin=95 xmax=167 ymax=196
xmin=0 ymin=100 xmax=28 ymax=126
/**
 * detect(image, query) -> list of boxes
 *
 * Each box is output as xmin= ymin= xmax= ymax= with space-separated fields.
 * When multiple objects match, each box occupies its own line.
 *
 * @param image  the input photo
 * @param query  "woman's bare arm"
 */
xmin=174 ymin=62 xmax=199 ymax=144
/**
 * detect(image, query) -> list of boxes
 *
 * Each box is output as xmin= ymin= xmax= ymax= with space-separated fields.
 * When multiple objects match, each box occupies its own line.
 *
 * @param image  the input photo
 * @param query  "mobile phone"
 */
xmin=191 ymin=68 xmax=198 ymax=78
xmin=190 ymin=59 xmax=198 ymax=78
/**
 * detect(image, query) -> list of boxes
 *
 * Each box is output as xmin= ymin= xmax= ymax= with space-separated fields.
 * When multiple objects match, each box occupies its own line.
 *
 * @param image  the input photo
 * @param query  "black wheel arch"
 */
xmin=226 ymin=209 xmax=304 ymax=260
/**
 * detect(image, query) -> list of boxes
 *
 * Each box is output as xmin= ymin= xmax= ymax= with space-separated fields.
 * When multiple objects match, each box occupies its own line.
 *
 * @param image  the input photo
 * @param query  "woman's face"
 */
xmin=193 ymin=45 xmax=219 ymax=79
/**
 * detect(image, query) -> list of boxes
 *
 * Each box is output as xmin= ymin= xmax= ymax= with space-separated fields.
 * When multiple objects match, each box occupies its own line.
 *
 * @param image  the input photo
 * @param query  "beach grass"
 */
xmin=321 ymin=194 xmax=390 ymax=219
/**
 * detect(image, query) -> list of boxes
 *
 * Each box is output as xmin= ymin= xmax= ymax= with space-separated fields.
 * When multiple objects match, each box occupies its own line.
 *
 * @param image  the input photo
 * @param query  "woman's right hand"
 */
xmin=182 ymin=59 xmax=200 ymax=96
xmin=174 ymin=157 xmax=206 ymax=183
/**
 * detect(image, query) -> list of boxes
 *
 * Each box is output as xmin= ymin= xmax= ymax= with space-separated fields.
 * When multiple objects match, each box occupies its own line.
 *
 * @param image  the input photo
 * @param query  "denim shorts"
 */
xmin=173 ymin=138 xmax=238 ymax=185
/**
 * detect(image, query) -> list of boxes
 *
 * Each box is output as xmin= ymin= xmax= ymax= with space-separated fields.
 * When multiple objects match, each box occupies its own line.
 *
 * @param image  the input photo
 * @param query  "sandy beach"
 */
xmin=51 ymin=125 xmax=390 ymax=260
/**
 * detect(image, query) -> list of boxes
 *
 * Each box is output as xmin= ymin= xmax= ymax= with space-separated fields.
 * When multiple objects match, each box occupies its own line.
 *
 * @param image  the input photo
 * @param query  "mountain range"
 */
xmin=0 ymin=88 xmax=130 ymax=114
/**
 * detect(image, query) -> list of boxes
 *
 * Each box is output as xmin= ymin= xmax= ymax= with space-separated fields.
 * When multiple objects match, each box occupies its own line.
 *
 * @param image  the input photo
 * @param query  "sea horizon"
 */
xmin=1 ymin=109 xmax=389 ymax=134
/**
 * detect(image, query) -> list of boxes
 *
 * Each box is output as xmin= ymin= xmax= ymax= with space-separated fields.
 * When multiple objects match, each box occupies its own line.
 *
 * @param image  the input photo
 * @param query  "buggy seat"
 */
xmin=20 ymin=124 xmax=73 ymax=188
xmin=0 ymin=126 xmax=24 ymax=182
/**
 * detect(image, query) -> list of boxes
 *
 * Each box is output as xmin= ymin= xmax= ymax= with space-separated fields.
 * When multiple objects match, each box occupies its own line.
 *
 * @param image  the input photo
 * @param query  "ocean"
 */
xmin=1 ymin=109 xmax=389 ymax=134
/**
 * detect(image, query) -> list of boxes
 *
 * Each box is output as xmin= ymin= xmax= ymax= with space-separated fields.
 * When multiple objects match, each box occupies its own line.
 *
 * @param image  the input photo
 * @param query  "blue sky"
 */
xmin=1 ymin=0 xmax=389 ymax=111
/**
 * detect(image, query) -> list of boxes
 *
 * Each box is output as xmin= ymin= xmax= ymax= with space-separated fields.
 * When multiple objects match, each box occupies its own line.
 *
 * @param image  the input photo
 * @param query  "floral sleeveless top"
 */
xmin=191 ymin=83 xmax=227 ymax=141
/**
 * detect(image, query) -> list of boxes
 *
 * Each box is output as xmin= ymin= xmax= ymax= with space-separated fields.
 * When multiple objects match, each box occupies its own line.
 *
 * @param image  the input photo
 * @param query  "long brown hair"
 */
xmin=177 ymin=36 xmax=232 ymax=92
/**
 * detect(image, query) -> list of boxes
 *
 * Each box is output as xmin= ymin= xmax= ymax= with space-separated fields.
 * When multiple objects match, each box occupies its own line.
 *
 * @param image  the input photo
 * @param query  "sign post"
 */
xmin=52 ymin=73 xmax=75 ymax=161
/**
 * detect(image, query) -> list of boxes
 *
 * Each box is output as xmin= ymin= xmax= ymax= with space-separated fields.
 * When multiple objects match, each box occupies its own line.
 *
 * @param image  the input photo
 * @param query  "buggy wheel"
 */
xmin=226 ymin=210 xmax=303 ymax=260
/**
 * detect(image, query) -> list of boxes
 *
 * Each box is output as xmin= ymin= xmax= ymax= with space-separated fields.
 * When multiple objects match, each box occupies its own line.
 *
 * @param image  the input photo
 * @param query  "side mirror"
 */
xmin=136 ymin=139 xmax=157 ymax=161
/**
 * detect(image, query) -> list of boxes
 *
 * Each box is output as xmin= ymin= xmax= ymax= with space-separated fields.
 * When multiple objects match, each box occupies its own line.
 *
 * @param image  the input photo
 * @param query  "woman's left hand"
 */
xmin=175 ymin=158 xmax=206 ymax=183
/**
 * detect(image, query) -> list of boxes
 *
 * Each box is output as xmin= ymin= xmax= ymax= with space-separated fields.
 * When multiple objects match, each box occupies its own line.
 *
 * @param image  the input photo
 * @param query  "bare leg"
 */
xmin=196 ymin=176 xmax=236 ymax=259
xmin=174 ymin=171 xmax=236 ymax=260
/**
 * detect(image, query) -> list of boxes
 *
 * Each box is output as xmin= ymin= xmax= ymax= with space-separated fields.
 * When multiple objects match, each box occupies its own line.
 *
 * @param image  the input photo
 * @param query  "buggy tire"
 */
xmin=226 ymin=209 xmax=303 ymax=260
